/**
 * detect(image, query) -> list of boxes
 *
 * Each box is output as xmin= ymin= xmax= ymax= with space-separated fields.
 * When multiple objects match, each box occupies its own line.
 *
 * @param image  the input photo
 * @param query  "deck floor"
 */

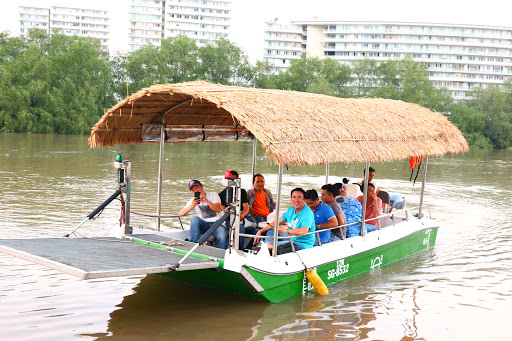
xmin=0 ymin=237 xmax=220 ymax=279
xmin=130 ymin=233 xmax=226 ymax=259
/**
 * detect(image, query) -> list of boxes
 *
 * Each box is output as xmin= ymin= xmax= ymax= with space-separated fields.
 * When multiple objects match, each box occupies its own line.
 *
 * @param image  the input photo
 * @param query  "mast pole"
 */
xmin=360 ymin=162 xmax=370 ymax=236
xmin=123 ymin=160 xmax=132 ymax=234
xmin=251 ymin=137 xmax=257 ymax=180
xmin=418 ymin=156 xmax=429 ymax=218
xmin=156 ymin=124 xmax=165 ymax=231
xmin=272 ymin=164 xmax=284 ymax=257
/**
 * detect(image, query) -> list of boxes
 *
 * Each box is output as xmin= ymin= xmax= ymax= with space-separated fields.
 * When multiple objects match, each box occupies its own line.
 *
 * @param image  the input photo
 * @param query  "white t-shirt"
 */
xmin=186 ymin=192 xmax=222 ymax=222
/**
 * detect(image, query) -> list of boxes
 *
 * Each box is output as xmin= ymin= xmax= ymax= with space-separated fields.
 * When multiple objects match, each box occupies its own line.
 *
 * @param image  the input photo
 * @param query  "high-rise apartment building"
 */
xmin=128 ymin=0 xmax=232 ymax=52
xmin=165 ymin=0 xmax=231 ymax=44
xmin=128 ymin=0 xmax=164 ymax=52
xmin=264 ymin=21 xmax=305 ymax=72
xmin=264 ymin=20 xmax=512 ymax=101
xmin=18 ymin=5 xmax=110 ymax=49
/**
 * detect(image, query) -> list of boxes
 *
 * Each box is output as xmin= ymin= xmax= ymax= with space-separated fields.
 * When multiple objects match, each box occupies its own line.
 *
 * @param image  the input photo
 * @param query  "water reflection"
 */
xmin=98 ymin=275 xmax=268 ymax=340
xmin=95 ymin=269 xmax=431 ymax=341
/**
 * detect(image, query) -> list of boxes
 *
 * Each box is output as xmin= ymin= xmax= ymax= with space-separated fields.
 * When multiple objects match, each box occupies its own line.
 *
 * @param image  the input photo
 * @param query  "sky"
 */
xmin=3 ymin=0 xmax=512 ymax=62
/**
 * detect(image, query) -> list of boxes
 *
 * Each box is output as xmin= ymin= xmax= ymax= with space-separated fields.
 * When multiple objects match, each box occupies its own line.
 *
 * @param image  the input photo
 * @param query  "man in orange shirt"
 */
xmin=247 ymin=173 xmax=276 ymax=224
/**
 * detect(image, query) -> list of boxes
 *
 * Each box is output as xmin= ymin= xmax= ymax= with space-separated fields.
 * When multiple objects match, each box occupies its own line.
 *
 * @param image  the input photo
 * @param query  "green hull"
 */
xmin=158 ymin=226 xmax=438 ymax=302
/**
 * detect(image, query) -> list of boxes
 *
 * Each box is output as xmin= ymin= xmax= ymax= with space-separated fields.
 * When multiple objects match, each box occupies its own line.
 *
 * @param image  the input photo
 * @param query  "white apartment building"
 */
xmin=264 ymin=21 xmax=512 ymax=101
xmin=18 ymin=5 xmax=110 ymax=49
xmin=128 ymin=0 xmax=164 ymax=52
xmin=165 ymin=0 xmax=231 ymax=44
xmin=129 ymin=0 xmax=231 ymax=52
xmin=264 ymin=21 xmax=305 ymax=72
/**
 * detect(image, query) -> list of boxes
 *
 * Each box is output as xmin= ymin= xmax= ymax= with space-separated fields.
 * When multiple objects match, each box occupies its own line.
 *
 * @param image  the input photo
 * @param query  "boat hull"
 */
xmin=157 ymin=223 xmax=438 ymax=302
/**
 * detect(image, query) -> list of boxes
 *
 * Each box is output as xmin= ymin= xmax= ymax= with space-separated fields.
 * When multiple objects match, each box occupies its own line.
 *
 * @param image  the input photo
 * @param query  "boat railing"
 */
xmin=238 ymin=204 xmax=431 ymax=249
xmin=130 ymin=210 xmax=194 ymax=230
xmin=132 ymin=204 xmax=430 ymax=251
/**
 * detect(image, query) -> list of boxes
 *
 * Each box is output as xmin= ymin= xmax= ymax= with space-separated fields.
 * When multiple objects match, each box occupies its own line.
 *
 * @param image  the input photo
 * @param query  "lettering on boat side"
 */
xmin=370 ymin=255 xmax=383 ymax=269
xmin=302 ymin=267 xmax=318 ymax=295
xmin=423 ymin=228 xmax=432 ymax=247
xmin=327 ymin=259 xmax=349 ymax=280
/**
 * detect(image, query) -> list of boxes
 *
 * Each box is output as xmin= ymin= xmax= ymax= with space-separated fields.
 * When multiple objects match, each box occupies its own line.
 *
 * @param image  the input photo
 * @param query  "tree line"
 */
xmin=0 ymin=29 xmax=510 ymax=148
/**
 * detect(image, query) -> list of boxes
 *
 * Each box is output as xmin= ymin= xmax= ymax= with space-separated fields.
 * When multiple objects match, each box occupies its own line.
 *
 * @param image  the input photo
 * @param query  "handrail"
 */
xmin=130 ymin=210 xmax=193 ymax=219
xmin=130 ymin=205 xmax=430 ymax=243
xmin=238 ymin=205 xmax=429 ymax=243
xmin=130 ymin=210 xmax=194 ymax=230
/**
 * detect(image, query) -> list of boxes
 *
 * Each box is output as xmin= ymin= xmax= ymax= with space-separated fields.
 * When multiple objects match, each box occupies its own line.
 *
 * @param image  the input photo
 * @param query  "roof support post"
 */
xmin=272 ymin=164 xmax=284 ymax=257
xmin=251 ymin=137 xmax=257 ymax=181
xmin=360 ymin=162 xmax=370 ymax=236
xmin=325 ymin=163 xmax=330 ymax=184
xmin=233 ymin=181 xmax=242 ymax=251
xmin=418 ymin=156 xmax=429 ymax=219
xmin=156 ymin=124 xmax=165 ymax=231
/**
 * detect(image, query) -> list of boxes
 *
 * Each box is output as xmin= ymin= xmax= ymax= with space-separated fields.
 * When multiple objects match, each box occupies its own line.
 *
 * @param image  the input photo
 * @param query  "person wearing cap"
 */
xmin=179 ymin=179 xmax=228 ymax=249
xmin=334 ymin=182 xmax=364 ymax=238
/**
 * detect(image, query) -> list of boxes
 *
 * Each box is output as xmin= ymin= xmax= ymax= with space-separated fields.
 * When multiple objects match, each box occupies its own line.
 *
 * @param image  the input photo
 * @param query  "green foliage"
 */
xmin=251 ymin=60 xmax=277 ymax=89
xmin=119 ymin=36 xmax=252 ymax=97
xmin=257 ymin=54 xmax=351 ymax=97
xmin=351 ymin=58 xmax=378 ymax=97
xmin=370 ymin=57 xmax=453 ymax=112
xmin=123 ymin=36 xmax=201 ymax=96
xmin=0 ymin=29 xmax=114 ymax=134
xmin=448 ymin=86 xmax=512 ymax=149
xmin=197 ymin=37 xmax=252 ymax=85
xmin=1 ymin=29 xmax=509 ymax=148
xmin=449 ymin=103 xmax=493 ymax=149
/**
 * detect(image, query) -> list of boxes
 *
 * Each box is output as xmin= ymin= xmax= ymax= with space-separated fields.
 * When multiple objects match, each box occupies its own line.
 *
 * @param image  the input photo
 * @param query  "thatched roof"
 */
xmin=89 ymin=81 xmax=468 ymax=165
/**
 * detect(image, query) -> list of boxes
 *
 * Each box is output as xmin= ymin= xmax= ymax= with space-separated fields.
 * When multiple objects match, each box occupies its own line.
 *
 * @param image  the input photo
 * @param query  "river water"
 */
xmin=0 ymin=133 xmax=511 ymax=341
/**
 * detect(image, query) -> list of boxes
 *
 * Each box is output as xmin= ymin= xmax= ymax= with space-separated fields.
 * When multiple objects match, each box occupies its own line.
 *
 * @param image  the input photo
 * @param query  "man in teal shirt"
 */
xmin=255 ymin=188 xmax=316 ymax=254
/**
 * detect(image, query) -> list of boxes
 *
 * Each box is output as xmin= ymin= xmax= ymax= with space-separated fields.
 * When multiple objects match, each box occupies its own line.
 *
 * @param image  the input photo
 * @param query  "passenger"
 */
xmin=179 ymin=179 xmax=228 ymax=249
xmin=336 ymin=181 xmax=359 ymax=198
xmin=334 ymin=182 xmax=346 ymax=202
xmin=246 ymin=173 xmax=276 ymax=224
xmin=356 ymin=183 xmax=381 ymax=232
xmin=304 ymin=189 xmax=339 ymax=246
xmin=357 ymin=166 xmax=379 ymax=194
xmin=335 ymin=182 xmax=364 ymax=238
xmin=254 ymin=188 xmax=315 ymax=254
xmin=218 ymin=170 xmax=249 ymax=250
xmin=320 ymin=184 xmax=346 ymax=239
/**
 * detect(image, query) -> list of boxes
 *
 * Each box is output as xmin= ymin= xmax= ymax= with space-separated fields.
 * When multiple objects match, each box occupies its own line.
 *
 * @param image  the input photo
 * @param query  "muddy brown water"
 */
xmin=1 ymin=133 xmax=511 ymax=340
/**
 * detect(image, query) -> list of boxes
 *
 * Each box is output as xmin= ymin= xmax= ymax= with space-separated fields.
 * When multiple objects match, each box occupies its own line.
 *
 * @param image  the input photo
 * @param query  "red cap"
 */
xmin=224 ymin=170 xmax=232 ymax=179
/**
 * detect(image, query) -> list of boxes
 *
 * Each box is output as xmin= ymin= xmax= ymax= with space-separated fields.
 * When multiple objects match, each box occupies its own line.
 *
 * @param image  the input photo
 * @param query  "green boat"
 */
xmin=119 ymin=217 xmax=437 ymax=303
xmin=0 ymin=82 xmax=467 ymax=303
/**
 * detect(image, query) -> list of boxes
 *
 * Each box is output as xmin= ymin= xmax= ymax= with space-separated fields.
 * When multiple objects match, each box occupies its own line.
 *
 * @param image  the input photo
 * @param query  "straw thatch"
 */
xmin=89 ymin=81 xmax=468 ymax=165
